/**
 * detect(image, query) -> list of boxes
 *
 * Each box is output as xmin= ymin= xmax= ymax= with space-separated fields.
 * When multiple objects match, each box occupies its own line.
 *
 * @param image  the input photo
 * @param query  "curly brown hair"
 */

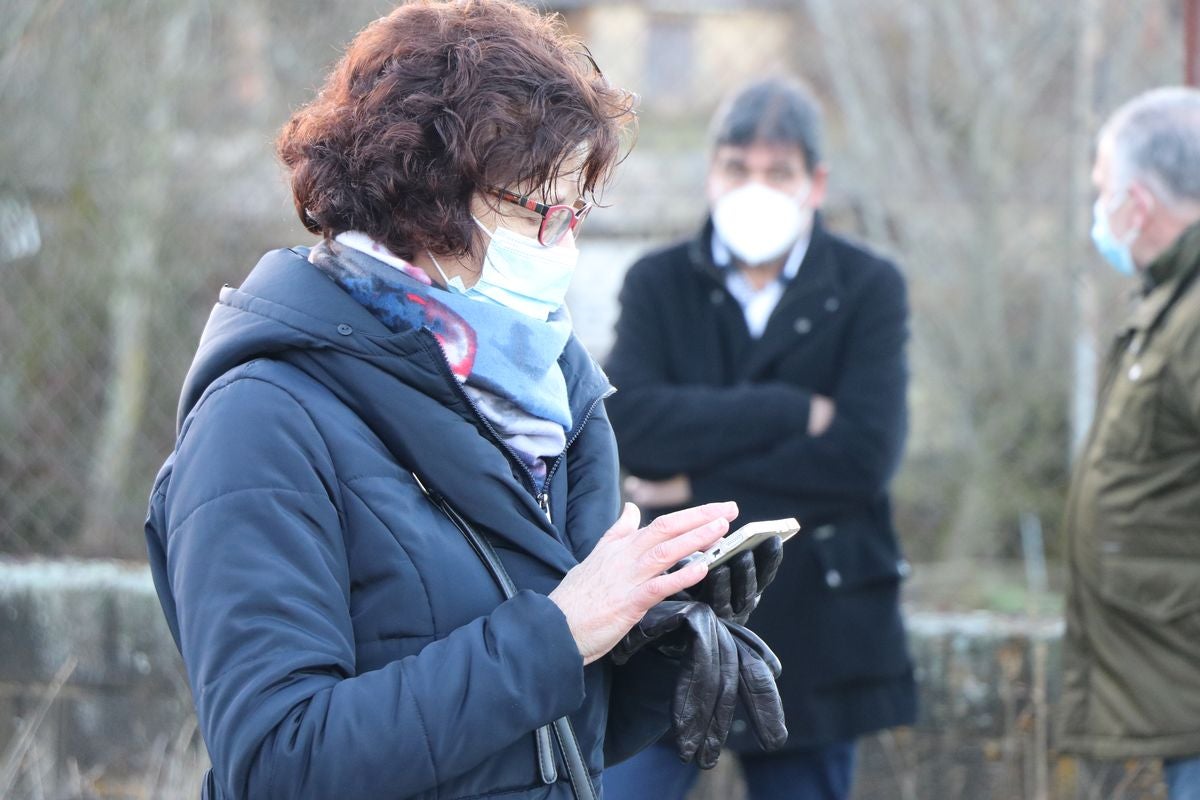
xmin=276 ymin=0 xmax=636 ymax=260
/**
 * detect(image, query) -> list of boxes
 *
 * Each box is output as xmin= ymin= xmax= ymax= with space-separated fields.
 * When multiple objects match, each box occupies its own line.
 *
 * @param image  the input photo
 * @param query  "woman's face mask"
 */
xmin=433 ymin=217 xmax=579 ymax=320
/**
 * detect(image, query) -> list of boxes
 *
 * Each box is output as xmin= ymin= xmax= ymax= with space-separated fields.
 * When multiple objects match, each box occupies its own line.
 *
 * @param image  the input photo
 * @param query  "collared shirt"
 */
xmin=712 ymin=231 xmax=810 ymax=337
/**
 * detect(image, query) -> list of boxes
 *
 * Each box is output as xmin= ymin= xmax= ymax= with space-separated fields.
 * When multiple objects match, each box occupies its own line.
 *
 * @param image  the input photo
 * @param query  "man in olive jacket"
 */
xmin=602 ymin=77 xmax=915 ymax=800
xmin=1062 ymin=87 xmax=1200 ymax=799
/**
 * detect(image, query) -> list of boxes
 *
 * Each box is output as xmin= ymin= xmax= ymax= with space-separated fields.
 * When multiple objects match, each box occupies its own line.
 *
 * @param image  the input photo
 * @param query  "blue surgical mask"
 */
xmin=431 ymin=218 xmax=578 ymax=320
xmin=1090 ymin=195 xmax=1138 ymax=277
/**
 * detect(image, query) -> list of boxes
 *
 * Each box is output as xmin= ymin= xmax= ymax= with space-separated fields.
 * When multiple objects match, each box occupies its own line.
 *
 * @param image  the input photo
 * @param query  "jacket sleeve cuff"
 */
xmin=495 ymin=590 xmax=586 ymax=724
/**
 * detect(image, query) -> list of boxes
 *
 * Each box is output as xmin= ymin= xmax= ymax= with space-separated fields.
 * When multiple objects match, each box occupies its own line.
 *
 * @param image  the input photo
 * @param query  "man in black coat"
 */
xmin=602 ymin=77 xmax=916 ymax=800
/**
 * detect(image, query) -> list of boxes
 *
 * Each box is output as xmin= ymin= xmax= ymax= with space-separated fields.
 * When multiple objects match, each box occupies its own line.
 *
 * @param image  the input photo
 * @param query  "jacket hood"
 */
xmin=177 ymin=247 xmax=611 ymax=434
xmin=178 ymin=247 xmax=400 ymax=429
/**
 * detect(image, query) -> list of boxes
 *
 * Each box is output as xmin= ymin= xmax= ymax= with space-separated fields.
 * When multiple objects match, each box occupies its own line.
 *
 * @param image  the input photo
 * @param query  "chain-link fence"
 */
xmin=1 ymin=0 xmax=1182 ymax=565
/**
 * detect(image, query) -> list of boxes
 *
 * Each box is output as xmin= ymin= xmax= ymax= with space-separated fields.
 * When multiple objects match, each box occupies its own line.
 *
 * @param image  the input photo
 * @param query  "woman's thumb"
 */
xmin=609 ymin=501 xmax=641 ymax=539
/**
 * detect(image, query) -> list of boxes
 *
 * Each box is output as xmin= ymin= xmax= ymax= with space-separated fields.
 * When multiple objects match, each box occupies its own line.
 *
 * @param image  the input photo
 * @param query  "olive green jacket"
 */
xmin=1060 ymin=221 xmax=1200 ymax=759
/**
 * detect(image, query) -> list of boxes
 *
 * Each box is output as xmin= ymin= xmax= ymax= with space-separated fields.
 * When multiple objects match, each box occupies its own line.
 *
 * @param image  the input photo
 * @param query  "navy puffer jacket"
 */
xmin=145 ymin=248 xmax=675 ymax=799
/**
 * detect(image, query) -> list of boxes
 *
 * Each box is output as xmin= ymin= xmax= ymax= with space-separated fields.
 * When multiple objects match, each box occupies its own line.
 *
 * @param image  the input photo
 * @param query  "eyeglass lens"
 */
xmin=542 ymin=206 xmax=576 ymax=245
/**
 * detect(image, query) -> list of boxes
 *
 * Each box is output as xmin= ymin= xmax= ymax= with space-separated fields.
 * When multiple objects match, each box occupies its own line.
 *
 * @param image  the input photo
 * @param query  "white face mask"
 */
xmin=712 ymin=182 xmax=812 ymax=266
xmin=432 ymin=217 xmax=579 ymax=320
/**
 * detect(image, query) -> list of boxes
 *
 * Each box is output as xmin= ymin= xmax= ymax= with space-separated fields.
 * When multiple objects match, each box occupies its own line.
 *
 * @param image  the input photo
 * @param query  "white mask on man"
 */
xmin=712 ymin=182 xmax=812 ymax=266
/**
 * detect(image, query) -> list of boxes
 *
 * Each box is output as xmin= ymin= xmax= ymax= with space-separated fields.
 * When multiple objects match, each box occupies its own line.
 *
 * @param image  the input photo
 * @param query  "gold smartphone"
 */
xmin=674 ymin=518 xmax=801 ymax=571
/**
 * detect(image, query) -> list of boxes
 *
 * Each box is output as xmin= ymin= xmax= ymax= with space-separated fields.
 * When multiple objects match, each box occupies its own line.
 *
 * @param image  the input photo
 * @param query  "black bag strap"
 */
xmin=411 ymin=473 xmax=597 ymax=800
xmin=201 ymin=766 xmax=219 ymax=799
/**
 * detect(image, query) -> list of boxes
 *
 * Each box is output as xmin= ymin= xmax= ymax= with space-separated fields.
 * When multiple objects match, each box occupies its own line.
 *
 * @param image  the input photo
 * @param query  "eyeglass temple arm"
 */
xmin=494 ymin=188 xmax=549 ymax=215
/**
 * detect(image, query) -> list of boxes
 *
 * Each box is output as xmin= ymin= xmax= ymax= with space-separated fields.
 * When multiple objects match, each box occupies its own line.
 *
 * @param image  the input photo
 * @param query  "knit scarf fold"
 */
xmin=308 ymin=235 xmax=572 ymax=483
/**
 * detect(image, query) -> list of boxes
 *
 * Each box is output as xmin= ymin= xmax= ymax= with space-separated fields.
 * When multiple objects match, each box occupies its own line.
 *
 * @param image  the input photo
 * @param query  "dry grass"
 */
xmin=0 ymin=657 xmax=208 ymax=800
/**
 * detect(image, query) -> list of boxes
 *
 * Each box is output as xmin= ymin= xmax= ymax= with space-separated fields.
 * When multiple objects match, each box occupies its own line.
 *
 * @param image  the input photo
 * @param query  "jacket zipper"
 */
xmin=538 ymin=388 xmax=615 ymax=519
xmin=418 ymin=331 xmax=612 ymax=525
xmin=416 ymin=332 xmax=608 ymax=792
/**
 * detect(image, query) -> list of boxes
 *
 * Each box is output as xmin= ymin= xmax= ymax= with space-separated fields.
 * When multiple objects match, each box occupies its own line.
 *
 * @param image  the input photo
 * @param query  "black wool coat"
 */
xmin=605 ymin=217 xmax=918 ymax=750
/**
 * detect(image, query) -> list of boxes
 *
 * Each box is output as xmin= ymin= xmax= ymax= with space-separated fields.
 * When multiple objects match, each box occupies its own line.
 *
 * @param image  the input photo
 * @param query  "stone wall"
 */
xmin=0 ymin=561 xmax=1165 ymax=799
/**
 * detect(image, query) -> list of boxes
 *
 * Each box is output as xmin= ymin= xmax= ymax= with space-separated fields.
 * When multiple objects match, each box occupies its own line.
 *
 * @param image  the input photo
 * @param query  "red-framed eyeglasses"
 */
xmin=489 ymin=187 xmax=592 ymax=247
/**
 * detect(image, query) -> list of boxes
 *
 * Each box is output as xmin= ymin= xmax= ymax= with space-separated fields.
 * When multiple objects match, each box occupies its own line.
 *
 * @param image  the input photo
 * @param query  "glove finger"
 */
xmin=752 ymin=535 xmax=784 ymax=594
xmin=611 ymin=601 xmax=692 ymax=665
xmin=725 ymin=620 xmax=782 ymax=678
xmin=610 ymin=629 xmax=648 ymax=666
xmin=734 ymin=637 xmax=789 ymax=752
xmin=696 ymin=615 xmax=739 ymax=769
xmin=703 ymin=564 xmax=734 ymax=619
xmin=643 ymin=601 xmax=691 ymax=638
xmin=670 ymin=646 xmax=700 ymax=761
xmin=672 ymin=606 xmax=722 ymax=763
xmin=726 ymin=550 xmax=757 ymax=622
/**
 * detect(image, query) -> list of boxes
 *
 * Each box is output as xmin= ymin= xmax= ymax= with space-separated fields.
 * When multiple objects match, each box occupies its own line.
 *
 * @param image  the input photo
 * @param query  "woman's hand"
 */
xmin=548 ymin=501 xmax=738 ymax=665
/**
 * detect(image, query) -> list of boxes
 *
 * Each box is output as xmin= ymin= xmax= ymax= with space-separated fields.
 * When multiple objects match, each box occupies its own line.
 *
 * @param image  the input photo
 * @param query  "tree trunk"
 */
xmin=78 ymin=10 xmax=192 ymax=557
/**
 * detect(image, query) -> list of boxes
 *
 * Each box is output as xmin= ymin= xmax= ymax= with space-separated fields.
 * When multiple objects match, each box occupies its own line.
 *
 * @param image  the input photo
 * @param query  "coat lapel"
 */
xmin=738 ymin=221 xmax=841 ymax=381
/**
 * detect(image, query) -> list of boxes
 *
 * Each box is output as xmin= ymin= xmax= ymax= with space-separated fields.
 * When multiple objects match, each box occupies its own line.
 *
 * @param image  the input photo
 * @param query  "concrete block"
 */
xmin=0 ymin=560 xmax=1170 ymax=799
xmin=0 ymin=560 xmax=181 ymax=690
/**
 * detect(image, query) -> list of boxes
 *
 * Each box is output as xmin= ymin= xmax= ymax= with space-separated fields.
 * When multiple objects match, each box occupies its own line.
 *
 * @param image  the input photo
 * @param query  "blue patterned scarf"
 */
xmin=308 ymin=236 xmax=573 ymax=483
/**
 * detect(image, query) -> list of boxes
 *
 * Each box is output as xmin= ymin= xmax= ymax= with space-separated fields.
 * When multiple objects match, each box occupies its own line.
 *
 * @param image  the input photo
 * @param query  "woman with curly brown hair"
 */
xmin=145 ymin=2 xmax=786 ymax=798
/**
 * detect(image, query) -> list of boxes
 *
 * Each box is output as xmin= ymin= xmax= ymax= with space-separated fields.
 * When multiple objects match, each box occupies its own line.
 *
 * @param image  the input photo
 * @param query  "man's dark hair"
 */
xmin=277 ymin=0 xmax=635 ymax=260
xmin=710 ymin=76 xmax=823 ymax=171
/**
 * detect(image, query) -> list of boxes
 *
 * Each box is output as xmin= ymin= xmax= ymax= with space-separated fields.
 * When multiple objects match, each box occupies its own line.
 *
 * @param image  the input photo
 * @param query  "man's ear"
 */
xmin=1128 ymin=181 xmax=1157 ymax=227
xmin=808 ymin=164 xmax=831 ymax=210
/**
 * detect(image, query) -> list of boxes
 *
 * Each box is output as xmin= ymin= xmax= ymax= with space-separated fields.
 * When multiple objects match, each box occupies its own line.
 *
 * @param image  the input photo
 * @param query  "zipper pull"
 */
xmin=537 ymin=492 xmax=552 ymax=523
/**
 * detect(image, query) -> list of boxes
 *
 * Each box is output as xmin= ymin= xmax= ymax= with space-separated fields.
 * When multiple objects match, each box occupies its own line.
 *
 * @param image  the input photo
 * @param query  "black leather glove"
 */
xmin=684 ymin=535 xmax=783 ymax=625
xmin=610 ymin=601 xmax=737 ymax=768
xmin=610 ymin=600 xmax=786 ymax=768
xmin=724 ymin=621 xmax=788 ymax=752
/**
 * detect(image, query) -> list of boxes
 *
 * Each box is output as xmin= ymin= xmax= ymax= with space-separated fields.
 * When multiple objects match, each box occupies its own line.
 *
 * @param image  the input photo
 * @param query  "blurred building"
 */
xmin=0 ymin=0 xmax=1187 ymax=565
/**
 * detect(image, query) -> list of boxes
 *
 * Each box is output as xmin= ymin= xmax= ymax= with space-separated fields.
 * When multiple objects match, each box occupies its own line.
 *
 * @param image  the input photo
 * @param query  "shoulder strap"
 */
xmin=411 ymin=473 xmax=597 ymax=800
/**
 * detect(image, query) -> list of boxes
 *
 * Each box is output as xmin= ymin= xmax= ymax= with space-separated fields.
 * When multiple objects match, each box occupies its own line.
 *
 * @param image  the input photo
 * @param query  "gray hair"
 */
xmin=709 ymin=76 xmax=823 ymax=171
xmin=1102 ymin=86 xmax=1200 ymax=209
